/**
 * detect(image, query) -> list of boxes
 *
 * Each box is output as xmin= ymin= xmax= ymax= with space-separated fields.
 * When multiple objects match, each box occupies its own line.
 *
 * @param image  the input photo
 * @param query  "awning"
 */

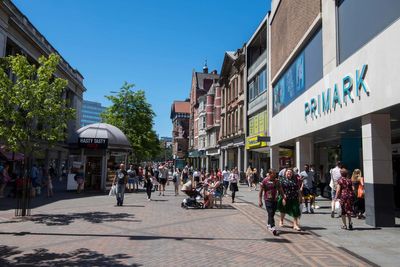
xmin=0 ymin=146 xmax=24 ymax=161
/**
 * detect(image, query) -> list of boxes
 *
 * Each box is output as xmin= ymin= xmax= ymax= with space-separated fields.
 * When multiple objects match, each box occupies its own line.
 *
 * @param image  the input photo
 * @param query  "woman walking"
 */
xmin=173 ymin=168 xmax=181 ymax=196
xmin=246 ymin=166 xmax=253 ymax=191
xmin=229 ymin=167 xmax=239 ymax=203
xmin=336 ymin=168 xmax=355 ymax=230
xmin=144 ymin=166 xmax=153 ymax=201
xmin=277 ymin=168 xmax=302 ymax=231
xmin=253 ymin=168 xmax=259 ymax=191
xmin=351 ymin=169 xmax=365 ymax=219
xmin=259 ymin=169 xmax=283 ymax=235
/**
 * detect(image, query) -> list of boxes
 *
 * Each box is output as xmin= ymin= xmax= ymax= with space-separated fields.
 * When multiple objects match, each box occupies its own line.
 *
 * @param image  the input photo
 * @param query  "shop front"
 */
xmin=68 ymin=123 xmax=131 ymax=192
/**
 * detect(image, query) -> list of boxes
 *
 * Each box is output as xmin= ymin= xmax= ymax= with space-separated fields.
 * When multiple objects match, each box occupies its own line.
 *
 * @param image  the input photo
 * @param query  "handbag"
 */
xmin=357 ymin=183 xmax=365 ymax=198
xmin=109 ymin=185 xmax=116 ymax=197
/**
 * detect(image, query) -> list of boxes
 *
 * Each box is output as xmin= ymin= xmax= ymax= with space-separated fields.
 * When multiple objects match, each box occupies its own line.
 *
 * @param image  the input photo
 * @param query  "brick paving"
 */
xmin=0 ymin=185 xmax=372 ymax=266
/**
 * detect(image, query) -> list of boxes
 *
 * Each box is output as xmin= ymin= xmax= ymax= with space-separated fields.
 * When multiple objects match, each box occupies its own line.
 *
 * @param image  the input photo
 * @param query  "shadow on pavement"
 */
xmin=351 ymin=227 xmax=382 ymax=231
xmin=0 ymin=231 xmax=291 ymax=243
xmin=0 ymin=212 xmax=141 ymax=226
xmin=0 ymin=245 xmax=140 ymax=267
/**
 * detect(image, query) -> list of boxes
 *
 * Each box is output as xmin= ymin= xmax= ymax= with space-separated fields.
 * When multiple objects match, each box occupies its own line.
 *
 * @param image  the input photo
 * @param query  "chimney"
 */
xmin=203 ymin=60 xmax=208 ymax=74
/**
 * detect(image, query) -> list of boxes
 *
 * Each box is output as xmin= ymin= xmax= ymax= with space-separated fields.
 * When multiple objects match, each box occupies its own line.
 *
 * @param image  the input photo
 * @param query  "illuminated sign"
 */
xmin=304 ymin=64 xmax=369 ymax=120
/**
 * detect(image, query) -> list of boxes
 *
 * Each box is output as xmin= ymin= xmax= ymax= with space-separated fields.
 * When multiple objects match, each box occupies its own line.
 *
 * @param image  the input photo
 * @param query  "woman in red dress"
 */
xmin=336 ymin=168 xmax=354 ymax=230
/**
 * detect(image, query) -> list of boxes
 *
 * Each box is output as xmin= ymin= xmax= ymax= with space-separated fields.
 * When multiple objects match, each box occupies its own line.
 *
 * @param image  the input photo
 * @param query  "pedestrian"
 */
xmin=278 ymin=168 xmax=302 ymax=231
xmin=252 ymin=168 xmax=259 ymax=191
xmin=246 ymin=166 xmax=253 ymax=190
xmin=181 ymin=167 xmax=189 ymax=184
xmin=318 ymin=165 xmax=327 ymax=197
xmin=173 ymin=168 xmax=180 ymax=196
xmin=144 ymin=166 xmax=153 ymax=201
xmin=351 ymin=169 xmax=365 ymax=219
xmin=127 ymin=164 xmax=137 ymax=193
xmin=229 ymin=167 xmax=239 ymax=203
xmin=259 ymin=169 xmax=283 ymax=235
xmin=46 ymin=168 xmax=54 ymax=197
xmin=336 ymin=168 xmax=354 ymax=230
xmin=74 ymin=166 xmax=85 ymax=194
xmin=222 ymin=166 xmax=230 ymax=196
xmin=158 ymin=164 xmax=168 ymax=196
xmin=0 ymin=163 xmax=11 ymax=198
xmin=300 ymin=164 xmax=315 ymax=214
xmin=113 ymin=163 xmax=128 ymax=206
xmin=330 ymin=161 xmax=342 ymax=218
xmin=193 ymin=169 xmax=200 ymax=187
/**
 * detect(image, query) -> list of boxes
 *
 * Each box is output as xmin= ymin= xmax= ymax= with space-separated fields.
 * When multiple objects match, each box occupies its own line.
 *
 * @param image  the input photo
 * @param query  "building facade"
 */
xmin=268 ymin=0 xmax=400 ymax=227
xmin=244 ymin=16 xmax=270 ymax=173
xmin=0 ymin=0 xmax=85 ymax=173
xmin=205 ymin=82 xmax=221 ymax=172
xmin=81 ymin=100 xmax=106 ymax=127
xmin=170 ymin=101 xmax=190 ymax=169
xmin=188 ymin=65 xmax=219 ymax=170
xmin=219 ymin=49 xmax=246 ymax=173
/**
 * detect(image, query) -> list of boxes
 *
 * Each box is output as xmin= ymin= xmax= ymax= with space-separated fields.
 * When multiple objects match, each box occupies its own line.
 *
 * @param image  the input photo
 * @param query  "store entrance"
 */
xmin=393 ymin=154 xmax=400 ymax=210
xmin=85 ymin=157 xmax=102 ymax=190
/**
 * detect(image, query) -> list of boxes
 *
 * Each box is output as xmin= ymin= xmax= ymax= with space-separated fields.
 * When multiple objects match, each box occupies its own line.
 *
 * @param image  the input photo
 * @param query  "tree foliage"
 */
xmin=102 ymin=82 xmax=160 ymax=163
xmin=0 ymin=54 xmax=75 ymax=168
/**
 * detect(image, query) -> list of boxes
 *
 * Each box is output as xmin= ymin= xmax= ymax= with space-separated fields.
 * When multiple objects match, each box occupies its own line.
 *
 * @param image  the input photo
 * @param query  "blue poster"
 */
xmin=273 ymin=52 xmax=305 ymax=115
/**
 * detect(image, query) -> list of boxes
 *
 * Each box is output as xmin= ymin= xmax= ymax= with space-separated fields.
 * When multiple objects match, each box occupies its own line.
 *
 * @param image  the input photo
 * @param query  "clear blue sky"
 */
xmin=13 ymin=0 xmax=271 ymax=137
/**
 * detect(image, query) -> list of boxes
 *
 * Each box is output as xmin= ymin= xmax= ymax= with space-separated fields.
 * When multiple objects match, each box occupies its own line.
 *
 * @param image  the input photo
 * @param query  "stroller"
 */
xmin=181 ymin=183 xmax=204 ymax=209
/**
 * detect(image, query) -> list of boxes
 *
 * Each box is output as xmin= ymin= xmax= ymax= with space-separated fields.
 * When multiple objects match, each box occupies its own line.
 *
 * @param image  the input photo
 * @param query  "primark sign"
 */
xmin=304 ymin=64 xmax=369 ymax=120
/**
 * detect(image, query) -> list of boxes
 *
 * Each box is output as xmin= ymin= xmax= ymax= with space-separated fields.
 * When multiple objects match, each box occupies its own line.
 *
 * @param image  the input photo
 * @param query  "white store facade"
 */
xmin=269 ymin=0 xmax=400 ymax=227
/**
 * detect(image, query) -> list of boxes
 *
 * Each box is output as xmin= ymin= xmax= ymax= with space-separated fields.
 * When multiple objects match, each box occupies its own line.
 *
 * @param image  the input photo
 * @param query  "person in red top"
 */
xmin=259 ymin=169 xmax=284 ymax=236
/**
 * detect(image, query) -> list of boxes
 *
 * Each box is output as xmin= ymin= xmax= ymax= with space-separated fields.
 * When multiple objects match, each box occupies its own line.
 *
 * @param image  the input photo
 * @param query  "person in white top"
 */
xmin=221 ymin=166 xmax=230 ymax=196
xmin=330 ymin=161 xmax=342 ymax=218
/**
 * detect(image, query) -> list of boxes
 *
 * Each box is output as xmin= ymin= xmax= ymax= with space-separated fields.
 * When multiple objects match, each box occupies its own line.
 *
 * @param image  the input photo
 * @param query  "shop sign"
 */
xmin=305 ymin=64 xmax=369 ymax=120
xmin=78 ymin=138 xmax=108 ymax=149
xmin=246 ymin=134 xmax=269 ymax=150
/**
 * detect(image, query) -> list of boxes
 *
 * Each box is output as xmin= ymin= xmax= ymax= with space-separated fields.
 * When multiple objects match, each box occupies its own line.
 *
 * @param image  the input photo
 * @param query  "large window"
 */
xmin=248 ymin=110 xmax=267 ymax=136
xmin=338 ymin=0 xmax=400 ymax=63
xmin=248 ymin=68 xmax=267 ymax=102
xmin=273 ymin=28 xmax=323 ymax=116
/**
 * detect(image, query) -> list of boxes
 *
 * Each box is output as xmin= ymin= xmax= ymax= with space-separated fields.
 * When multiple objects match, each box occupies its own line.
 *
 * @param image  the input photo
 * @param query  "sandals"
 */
xmin=341 ymin=225 xmax=347 ymax=230
xmin=293 ymin=226 xmax=301 ymax=231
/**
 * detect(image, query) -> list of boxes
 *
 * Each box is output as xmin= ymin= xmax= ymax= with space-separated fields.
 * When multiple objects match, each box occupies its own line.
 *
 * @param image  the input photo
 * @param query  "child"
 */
xmin=259 ymin=169 xmax=283 ymax=236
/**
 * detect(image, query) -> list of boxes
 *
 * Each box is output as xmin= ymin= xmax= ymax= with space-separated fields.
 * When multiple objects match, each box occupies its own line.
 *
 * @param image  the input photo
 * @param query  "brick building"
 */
xmin=170 ymin=100 xmax=190 ymax=169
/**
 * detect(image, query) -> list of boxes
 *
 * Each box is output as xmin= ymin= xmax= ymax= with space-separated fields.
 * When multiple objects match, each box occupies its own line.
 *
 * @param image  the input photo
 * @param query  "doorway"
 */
xmin=85 ymin=157 xmax=102 ymax=190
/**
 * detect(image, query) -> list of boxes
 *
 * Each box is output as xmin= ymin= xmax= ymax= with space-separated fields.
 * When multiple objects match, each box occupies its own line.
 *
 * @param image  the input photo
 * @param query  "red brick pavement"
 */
xmin=0 ymin=187 xmax=372 ymax=266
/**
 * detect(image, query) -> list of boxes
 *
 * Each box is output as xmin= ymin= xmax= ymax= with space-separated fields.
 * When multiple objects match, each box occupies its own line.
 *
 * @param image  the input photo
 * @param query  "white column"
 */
xmin=224 ymin=149 xmax=228 ymax=169
xmin=219 ymin=150 xmax=224 ymax=170
xmin=322 ymin=0 xmax=337 ymax=75
xmin=270 ymin=146 xmax=279 ymax=170
xmin=362 ymin=114 xmax=394 ymax=227
xmin=238 ymin=146 xmax=242 ymax=173
xmin=295 ymin=136 xmax=313 ymax=170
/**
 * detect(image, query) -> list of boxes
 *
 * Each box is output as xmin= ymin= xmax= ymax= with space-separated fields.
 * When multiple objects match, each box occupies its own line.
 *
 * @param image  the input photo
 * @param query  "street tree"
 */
xmin=102 ymin=82 xmax=160 ymax=163
xmin=0 ymin=53 xmax=75 ymax=214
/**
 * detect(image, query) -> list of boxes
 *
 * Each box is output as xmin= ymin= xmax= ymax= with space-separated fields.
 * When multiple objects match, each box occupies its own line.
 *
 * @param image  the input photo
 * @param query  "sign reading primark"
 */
xmin=304 ymin=64 xmax=369 ymax=120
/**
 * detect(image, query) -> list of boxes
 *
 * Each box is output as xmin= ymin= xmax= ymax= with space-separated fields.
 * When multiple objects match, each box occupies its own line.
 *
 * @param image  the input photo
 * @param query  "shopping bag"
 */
xmin=335 ymin=200 xmax=341 ymax=213
xmin=109 ymin=185 xmax=116 ymax=197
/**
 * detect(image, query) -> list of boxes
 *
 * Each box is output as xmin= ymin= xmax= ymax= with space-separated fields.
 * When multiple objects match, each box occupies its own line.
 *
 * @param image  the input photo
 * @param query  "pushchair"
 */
xmin=181 ymin=183 xmax=204 ymax=209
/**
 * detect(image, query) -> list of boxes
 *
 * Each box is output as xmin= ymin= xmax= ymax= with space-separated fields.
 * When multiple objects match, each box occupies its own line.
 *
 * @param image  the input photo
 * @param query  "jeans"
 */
xmin=145 ymin=182 xmax=152 ymax=199
xmin=116 ymin=184 xmax=125 ymax=204
xmin=265 ymin=200 xmax=277 ymax=227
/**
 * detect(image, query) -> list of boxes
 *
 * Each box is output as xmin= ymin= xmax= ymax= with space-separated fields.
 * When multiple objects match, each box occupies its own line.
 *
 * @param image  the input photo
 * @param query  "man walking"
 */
xmin=113 ymin=163 xmax=128 ymax=206
xmin=300 ymin=164 xmax=315 ymax=214
xmin=127 ymin=164 xmax=137 ymax=193
xmin=330 ymin=161 xmax=342 ymax=217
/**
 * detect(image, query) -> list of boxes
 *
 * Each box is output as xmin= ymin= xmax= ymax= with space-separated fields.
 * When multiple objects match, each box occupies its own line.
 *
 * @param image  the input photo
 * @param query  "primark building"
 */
xmin=268 ymin=0 xmax=400 ymax=227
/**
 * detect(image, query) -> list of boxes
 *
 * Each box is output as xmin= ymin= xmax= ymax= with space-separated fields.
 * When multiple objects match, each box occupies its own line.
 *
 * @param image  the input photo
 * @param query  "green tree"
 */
xmin=102 ymin=82 xmax=160 ymax=163
xmin=0 ymin=54 xmax=75 ymax=214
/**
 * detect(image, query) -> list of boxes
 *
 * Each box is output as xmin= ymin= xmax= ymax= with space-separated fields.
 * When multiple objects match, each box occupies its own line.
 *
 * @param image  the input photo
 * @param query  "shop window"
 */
xmin=272 ymin=28 xmax=323 ymax=116
xmin=338 ymin=0 xmax=400 ymax=63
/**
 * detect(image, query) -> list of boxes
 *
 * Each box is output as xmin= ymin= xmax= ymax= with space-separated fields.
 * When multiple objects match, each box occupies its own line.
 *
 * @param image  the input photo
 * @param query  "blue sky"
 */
xmin=13 ymin=0 xmax=271 ymax=137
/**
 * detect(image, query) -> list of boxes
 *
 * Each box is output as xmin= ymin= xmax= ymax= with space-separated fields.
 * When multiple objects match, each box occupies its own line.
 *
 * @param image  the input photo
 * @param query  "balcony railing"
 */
xmin=248 ymin=50 xmax=267 ymax=77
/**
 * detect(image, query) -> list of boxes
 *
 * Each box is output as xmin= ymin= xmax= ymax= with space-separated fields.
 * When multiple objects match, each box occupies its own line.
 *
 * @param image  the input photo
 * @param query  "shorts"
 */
xmin=159 ymin=178 xmax=167 ymax=185
xmin=302 ymin=187 xmax=314 ymax=198
xmin=331 ymin=189 xmax=337 ymax=200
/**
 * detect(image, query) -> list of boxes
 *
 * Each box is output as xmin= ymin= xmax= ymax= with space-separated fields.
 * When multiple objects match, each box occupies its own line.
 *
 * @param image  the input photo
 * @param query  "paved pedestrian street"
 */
xmin=0 ymin=186 xmax=371 ymax=267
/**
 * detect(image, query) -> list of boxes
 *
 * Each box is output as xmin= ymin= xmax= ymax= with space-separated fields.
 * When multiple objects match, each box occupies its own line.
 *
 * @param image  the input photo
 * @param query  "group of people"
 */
xmin=256 ymin=161 xmax=366 ymax=235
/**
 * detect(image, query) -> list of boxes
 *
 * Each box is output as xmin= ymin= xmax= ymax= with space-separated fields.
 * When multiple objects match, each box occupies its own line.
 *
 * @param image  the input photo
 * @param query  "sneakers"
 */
xmin=147 ymin=198 xmax=151 ymax=201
